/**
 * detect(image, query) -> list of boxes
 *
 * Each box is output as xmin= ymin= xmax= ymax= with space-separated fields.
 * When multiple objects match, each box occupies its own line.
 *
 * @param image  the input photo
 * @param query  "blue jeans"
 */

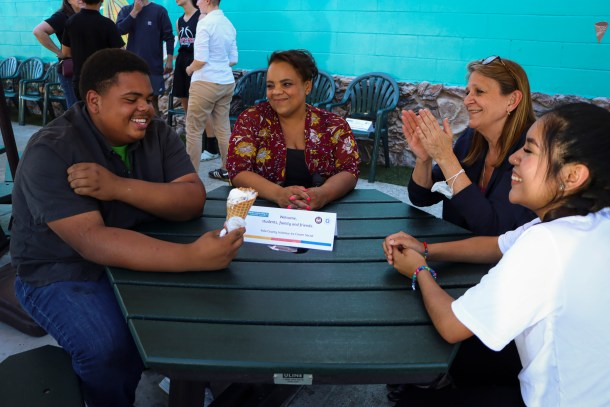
xmin=14 ymin=275 xmax=144 ymax=407
xmin=58 ymin=71 xmax=77 ymax=108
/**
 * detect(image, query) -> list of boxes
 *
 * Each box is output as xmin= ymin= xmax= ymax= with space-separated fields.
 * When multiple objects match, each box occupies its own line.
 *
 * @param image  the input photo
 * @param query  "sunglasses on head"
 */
xmin=481 ymin=55 xmax=518 ymax=85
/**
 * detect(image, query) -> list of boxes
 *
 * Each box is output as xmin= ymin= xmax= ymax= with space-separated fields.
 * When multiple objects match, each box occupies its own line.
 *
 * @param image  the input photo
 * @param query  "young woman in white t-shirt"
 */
xmin=383 ymin=102 xmax=610 ymax=406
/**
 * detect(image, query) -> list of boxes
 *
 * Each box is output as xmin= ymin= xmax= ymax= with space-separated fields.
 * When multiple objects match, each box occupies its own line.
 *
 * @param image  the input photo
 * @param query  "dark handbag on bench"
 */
xmin=0 ymin=223 xmax=47 ymax=337
xmin=0 ymin=260 xmax=47 ymax=337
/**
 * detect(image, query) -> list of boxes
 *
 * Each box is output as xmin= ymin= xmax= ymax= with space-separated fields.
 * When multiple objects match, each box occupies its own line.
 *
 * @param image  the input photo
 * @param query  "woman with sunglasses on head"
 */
xmin=405 ymin=56 xmax=536 ymax=235
xmin=384 ymin=102 xmax=610 ymax=406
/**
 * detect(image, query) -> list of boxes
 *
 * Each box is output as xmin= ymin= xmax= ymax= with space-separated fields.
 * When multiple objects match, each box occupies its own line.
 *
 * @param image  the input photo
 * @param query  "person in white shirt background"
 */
xmin=185 ymin=0 xmax=237 ymax=180
xmin=173 ymin=0 xmax=220 ymax=162
xmin=383 ymin=102 xmax=610 ymax=407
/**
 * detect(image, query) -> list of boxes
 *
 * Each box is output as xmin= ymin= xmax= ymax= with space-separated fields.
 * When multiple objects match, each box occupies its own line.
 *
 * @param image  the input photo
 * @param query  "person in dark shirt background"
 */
xmin=61 ymin=0 xmax=124 ymax=100
xmin=117 ymin=0 xmax=175 ymax=114
xmin=33 ymin=0 xmax=82 ymax=107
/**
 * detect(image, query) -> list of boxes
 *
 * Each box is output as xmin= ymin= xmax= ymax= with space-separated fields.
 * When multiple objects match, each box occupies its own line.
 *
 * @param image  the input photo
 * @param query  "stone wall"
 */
xmin=331 ymin=75 xmax=610 ymax=167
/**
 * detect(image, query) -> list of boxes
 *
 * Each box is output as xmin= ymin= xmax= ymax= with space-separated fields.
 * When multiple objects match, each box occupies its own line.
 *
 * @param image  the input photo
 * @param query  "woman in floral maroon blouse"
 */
xmin=227 ymin=49 xmax=360 ymax=210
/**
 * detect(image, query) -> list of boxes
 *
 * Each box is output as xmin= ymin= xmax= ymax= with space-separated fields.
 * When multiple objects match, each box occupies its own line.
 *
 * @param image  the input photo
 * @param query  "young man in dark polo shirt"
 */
xmin=10 ymin=49 xmax=244 ymax=407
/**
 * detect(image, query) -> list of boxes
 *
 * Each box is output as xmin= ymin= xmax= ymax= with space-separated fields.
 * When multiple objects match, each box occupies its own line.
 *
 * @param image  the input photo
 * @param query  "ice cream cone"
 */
xmin=226 ymin=187 xmax=258 ymax=220
xmin=227 ymin=197 xmax=256 ymax=220
xmin=595 ymin=21 xmax=608 ymax=43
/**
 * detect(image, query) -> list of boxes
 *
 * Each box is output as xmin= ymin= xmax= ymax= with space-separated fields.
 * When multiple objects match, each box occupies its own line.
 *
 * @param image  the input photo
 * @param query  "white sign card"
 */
xmin=243 ymin=205 xmax=337 ymax=251
xmin=346 ymin=117 xmax=374 ymax=132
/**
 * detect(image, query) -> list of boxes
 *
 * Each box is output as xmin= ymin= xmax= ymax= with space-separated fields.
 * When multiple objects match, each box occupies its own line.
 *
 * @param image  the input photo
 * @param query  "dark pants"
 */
xmin=396 ymin=337 xmax=525 ymax=406
xmin=15 ymin=275 xmax=145 ymax=407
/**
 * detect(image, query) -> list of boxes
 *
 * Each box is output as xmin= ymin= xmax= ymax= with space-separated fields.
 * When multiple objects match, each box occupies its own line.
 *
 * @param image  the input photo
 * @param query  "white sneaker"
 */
xmin=158 ymin=377 xmax=215 ymax=407
xmin=200 ymin=150 xmax=220 ymax=161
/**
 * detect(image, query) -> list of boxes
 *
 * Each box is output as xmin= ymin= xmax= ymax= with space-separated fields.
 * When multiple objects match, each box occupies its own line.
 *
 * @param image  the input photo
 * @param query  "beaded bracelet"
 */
xmin=411 ymin=265 xmax=437 ymax=291
xmin=422 ymin=241 xmax=428 ymax=260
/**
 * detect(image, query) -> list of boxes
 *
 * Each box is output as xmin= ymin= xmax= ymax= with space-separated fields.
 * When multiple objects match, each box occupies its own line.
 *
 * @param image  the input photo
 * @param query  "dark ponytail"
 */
xmin=541 ymin=103 xmax=610 ymax=222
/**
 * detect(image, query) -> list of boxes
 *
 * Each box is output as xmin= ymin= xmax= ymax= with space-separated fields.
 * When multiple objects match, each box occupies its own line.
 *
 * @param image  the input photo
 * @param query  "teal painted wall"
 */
xmin=1 ymin=0 xmax=608 ymax=97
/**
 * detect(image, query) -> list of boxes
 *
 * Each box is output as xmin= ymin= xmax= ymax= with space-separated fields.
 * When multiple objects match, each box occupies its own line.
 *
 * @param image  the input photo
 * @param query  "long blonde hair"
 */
xmin=463 ymin=58 xmax=536 ymax=167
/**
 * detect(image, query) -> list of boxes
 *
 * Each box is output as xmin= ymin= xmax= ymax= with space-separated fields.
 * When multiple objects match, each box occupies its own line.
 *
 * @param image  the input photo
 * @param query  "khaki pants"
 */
xmin=186 ymin=81 xmax=235 ymax=172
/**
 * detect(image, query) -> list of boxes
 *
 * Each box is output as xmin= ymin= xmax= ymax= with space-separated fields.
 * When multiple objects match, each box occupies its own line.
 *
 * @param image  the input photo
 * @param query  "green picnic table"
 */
xmin=106 ymin=187 xmax=491 ymax=407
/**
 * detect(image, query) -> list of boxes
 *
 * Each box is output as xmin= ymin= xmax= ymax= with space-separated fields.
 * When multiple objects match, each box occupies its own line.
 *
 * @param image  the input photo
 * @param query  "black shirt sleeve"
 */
xmin=45 ymin=11 xmax=68 ymax=43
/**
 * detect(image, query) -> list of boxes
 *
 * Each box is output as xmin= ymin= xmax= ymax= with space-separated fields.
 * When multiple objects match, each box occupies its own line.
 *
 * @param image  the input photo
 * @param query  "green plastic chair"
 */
xmin=19 ymin=62 xmax=64 ymax=126
xmin=230 ymin=68 xmax=267 ymax=128
xmin=327 ymin=72 xmax=399 ymax=183
xmin=12 ymin=58 xmax=44 ymax=117
xmin=0 ymin=57 xmax=19 ymax=108
xmin=42 ymin=64 xmax=67 ymax=125
xmin=306 ymin=70 xmax=335 ymax=110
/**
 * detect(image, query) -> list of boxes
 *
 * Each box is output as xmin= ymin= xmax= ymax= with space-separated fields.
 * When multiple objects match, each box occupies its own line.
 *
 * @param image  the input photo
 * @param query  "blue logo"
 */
xmin=248 ymin=211 xmax=269 ymax=217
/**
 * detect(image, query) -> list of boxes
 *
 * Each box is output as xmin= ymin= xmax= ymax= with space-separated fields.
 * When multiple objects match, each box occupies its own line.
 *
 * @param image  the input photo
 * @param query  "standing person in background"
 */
xmin=173 ymin=0 xmax=200 ymax=113
xmin=174 ymin=0 xmax=219 ymax=161
xmin=117 ymin=0 xmax=175 ymax=115
xmin=33 ymin=0 xmax=83 ymax=107
xmin=61 ymin=0 xmax=124 ymax=101
xmin=185 ymin=0 xmax=237 ymax=179
xmin=404 ymin=57 xmax=536 ymax=236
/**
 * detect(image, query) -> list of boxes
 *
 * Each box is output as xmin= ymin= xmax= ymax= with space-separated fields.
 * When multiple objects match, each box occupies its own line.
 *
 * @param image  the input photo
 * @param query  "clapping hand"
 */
xmin=402 ymin=110 xmax=431 ymax=162
xmin=411 ymin=109 xmax=454 ymax=163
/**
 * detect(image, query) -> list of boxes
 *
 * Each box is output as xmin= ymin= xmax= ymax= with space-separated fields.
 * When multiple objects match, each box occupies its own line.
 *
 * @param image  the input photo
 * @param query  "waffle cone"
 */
xmin=227 ymin=197 xmax=256 ymax=220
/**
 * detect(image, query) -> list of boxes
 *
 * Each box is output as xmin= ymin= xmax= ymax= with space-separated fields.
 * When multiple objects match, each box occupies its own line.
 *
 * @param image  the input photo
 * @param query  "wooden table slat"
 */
xmin=136 ymin=238 xmax=470 ymax=263
xmin=108 ymin=261 xmax=489 ymax=290
xmin=117 ymin=284 xmax=467 ymax=325
xmin=131 ymin=319 xmax=456 ymax=384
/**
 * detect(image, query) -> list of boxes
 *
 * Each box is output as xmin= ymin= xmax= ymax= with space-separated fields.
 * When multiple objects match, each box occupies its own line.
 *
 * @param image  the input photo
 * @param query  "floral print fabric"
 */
xmin=227 ymin=102 xmax=360 ymax=183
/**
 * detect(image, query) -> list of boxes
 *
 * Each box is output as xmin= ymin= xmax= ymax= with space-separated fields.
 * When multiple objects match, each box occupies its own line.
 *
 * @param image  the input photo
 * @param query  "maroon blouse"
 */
xmin=227 ymin=102 xmax=360 ymax=184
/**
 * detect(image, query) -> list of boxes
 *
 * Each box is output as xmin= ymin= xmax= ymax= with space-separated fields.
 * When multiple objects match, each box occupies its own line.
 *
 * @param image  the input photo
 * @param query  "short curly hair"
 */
xmin=79 ymin=49 xmax=151 ymax=98
xmin=268 ymin=49 xmax=318 ymax=82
